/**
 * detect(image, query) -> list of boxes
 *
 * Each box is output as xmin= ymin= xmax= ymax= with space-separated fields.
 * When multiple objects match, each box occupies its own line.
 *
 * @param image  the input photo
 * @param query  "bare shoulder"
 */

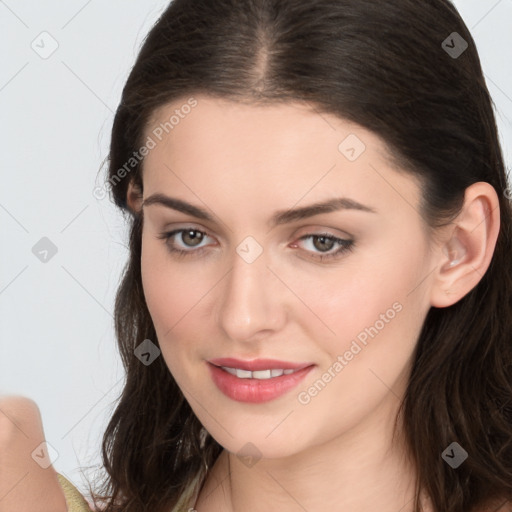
xmin=479 ymin=498 xmax=512 ymax=512
xmin=0 ymin=395 xmax=68 ymax=512
xmin=496 ymin=499 xmax=512 ymax=511
xmin=0 ymin=394 xmax=40 ymax=415
xmin=0 ymin=395 xmax=42 ymax=444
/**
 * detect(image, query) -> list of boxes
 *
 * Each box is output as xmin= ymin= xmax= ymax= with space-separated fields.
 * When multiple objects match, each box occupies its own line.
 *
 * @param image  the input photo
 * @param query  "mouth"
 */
xmin=214 ymin=366 xmax=302 ymax=379
xmin=207 ymin=358 xmax=316 ymax=403
xmin=208 ymin=357 xmax=314 ymax=373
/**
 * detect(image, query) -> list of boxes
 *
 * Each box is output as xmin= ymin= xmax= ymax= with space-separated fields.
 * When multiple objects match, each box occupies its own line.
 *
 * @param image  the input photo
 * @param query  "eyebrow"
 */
xmin=142 ymin=193 xmax=377 ymax=227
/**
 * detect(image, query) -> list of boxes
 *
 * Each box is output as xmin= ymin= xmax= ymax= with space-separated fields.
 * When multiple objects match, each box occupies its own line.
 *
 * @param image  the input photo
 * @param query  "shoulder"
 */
xmin=476 ymin=497 xmax=512 ymax=512
xmin=55 ymin=472 xmax=200 ymax=512
xmin=0 ymin=395 xmax=41 ymax=442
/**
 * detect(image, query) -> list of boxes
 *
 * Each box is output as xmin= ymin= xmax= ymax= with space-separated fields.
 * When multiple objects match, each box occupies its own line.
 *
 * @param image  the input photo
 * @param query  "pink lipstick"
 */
xmin=207 ymin=358 xmax=315 ymax=403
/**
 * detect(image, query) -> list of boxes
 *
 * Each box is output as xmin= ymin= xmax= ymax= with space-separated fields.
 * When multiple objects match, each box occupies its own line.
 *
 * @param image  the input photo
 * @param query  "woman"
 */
xmin=1 ymin=0 xmax=511 ymax=511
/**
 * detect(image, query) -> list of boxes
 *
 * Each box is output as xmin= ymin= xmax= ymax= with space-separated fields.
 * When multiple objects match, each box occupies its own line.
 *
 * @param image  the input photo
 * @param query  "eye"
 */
xmin=156 ymin=228 xmax=355 ymax=262
xmin=156 ymin=228 xmax=213 ymax=258
xmin=292 ymin=233 xmax=354 ymax=262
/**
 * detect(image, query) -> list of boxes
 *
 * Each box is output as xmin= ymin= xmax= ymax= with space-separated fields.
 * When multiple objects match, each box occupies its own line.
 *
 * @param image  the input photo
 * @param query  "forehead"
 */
xmin=144 ymin=95 xmax=391 ymax=158
xmin=140 ymin=94 xmax=421 ymax=218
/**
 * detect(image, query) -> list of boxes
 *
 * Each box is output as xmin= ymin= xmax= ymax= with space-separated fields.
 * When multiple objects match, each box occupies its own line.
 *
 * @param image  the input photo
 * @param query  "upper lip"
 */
xmin=208 ymin=358 xmax=314 ymax=371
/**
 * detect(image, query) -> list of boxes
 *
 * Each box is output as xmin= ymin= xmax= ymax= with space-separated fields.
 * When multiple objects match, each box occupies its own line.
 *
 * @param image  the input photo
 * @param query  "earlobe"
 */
xmin=429 ymin=182 xmax=501 ymax=308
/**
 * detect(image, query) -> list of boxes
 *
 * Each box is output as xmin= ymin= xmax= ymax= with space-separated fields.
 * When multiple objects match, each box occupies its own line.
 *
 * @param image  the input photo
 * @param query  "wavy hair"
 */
xmin=88 ymin=0 xmax=512 ymax=510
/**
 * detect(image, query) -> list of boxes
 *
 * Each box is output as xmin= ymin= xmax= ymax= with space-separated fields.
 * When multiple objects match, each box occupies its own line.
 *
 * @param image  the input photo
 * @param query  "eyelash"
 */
xmin=156 ymin=228 xmax=355 ymax=262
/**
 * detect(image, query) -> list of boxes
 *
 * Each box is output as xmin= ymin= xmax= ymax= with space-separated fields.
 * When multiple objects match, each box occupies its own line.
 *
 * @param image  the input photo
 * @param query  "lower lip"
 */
xmin=207 ymin=362 xmax=315 ymax=403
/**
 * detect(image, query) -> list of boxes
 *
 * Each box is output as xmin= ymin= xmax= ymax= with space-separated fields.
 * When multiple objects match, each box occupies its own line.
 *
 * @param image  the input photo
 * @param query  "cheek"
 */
xmin=140 ymin=238 xmax=217 ymax=376
xmin=140 ymin=241 xmax=188 ymax=354
xmin=141 ymin=235 xmax=208 ymax=330
xmin=291 ymin=229 xmax=431 ymax=367
xmin=290 ymin=242 xmax=429 ymax=433
xmin=140 ymin=223 xmax=431 ymax=381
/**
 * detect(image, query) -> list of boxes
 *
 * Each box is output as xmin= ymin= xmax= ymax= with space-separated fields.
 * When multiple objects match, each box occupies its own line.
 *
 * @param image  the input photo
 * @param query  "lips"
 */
xmin=207 ymin=358 xmax=316 ymax=403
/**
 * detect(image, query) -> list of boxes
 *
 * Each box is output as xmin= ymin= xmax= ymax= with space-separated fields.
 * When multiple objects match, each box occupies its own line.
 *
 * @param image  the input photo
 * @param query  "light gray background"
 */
xmin=1 ymin=0 xmax=511 ymax=498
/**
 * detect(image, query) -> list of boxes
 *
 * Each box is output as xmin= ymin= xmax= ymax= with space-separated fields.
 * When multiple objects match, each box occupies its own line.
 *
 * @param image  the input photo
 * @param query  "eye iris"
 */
xmin=182 ymin=230 xmax=203 ymax=247
xmin=313 ymin=235 xmax=335 ymax=252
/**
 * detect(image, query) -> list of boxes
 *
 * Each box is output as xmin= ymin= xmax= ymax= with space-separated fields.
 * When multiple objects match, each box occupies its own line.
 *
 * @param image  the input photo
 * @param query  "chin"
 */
xmin=205 ymin=425 xmax=311 ymax=462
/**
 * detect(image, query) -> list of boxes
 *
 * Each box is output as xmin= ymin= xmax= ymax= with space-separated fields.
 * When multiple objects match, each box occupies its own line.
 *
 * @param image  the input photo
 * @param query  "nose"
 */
xmin=217 ymin=246 xmax=287 ymax=343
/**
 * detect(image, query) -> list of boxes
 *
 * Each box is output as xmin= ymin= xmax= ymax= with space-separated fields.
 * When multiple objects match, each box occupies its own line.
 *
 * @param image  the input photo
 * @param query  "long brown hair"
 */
xmin=88 ymin=0 xmax=512 ymax=510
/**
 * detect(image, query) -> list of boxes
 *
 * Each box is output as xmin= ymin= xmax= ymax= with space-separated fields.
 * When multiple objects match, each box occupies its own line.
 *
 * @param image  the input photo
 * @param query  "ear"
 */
xmin=430 ymin=182 xmax=501 ymax=308
xmin=126 ymin=179 xmax=143 ymax=215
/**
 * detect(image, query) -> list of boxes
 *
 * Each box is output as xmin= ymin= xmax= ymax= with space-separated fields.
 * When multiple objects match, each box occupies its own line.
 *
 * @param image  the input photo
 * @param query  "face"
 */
xmin=137 ymin=94 xmax=438 ymax=459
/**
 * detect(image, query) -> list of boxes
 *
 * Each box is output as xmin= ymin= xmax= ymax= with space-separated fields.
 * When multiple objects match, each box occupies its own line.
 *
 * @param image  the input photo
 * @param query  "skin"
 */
xmin=0 ymin=96 xmax=500 ymax=512
xmin=125 ymin=94 xmax=501 ymax=512
xmin=0 ymin=396 xmax=68 ymax=512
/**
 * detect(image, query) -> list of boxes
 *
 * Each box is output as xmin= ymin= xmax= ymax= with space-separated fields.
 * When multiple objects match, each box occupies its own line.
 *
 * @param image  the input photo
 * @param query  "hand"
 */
xmin=0 ymin=395 xmax=68 ymax=512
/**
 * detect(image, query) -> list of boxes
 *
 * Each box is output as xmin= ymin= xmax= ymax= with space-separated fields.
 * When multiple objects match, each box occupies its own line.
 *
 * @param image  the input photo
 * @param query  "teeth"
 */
xmin=235 ymin=369 xmax=252 ymax=379
xmin=220 ymin=366 xmax=298 ymax=379
xmin=252 ymin=369 xmax=272 ymax=379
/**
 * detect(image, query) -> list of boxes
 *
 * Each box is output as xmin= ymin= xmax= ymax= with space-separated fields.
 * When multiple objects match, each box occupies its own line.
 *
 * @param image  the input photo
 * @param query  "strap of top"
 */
xmin=56 ymin=470 xmax=204 ymax=512
xmin=170 ymin=470 xmax=205 ymax=512
xmin=56 ymin=473 xmax=94 ymax=512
